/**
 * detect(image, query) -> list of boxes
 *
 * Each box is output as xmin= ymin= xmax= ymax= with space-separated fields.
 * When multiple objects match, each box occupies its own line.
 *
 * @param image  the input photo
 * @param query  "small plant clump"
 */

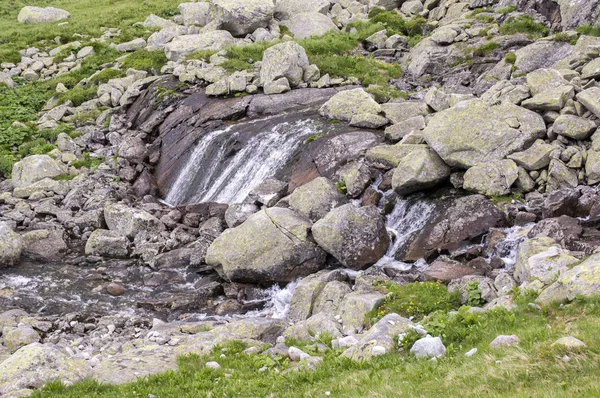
xmin=499 ymin=15 xmax=550 ymax=39
xmin=71 ymin=153 xmax=103 ymax=169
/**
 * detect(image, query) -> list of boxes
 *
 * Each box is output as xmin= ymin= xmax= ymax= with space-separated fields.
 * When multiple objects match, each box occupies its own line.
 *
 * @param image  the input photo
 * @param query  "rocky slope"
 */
xmin=2 ymin=0 xmax=600 ymax=395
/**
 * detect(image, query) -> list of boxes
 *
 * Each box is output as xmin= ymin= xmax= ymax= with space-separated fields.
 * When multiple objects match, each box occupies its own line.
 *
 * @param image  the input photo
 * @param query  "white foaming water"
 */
xmin=164 ymin=117 xmax=319 ymax=205
xmin=492 ymin=223 xmax=535 ymax=268
xmin=247 ymin=279 xmax=299 ymax=319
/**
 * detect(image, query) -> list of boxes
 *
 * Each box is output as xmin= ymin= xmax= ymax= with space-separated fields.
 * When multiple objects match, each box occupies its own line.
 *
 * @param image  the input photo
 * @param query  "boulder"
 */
xmin=312 ymin=204 xmax=389 ymax=270
xmin=0 ymin=222 xmax=22 ymax=268
xmin=275 ymin=0 xmax=330 ymax=19
xmin=288 ymin=177 xmax=347 ymax=222
xmin=224 ymin=203 xmax=259 ymax=228
xmin=263 ymin=77 xmax=291 ymax=94
xmin=336 ymin=161 xmax=372 ymax=198
xmin=205 ymin=208 xmax=326 ymax=284
xmin=391 ymin=145 xmax=451 ymax=196
xmin=0 ymin=343 xmax=89 ymax=395
xmin=85 ymin=229 xmax=130 ymax=258
xmin=514 ymin=237 xmax=561 ymax=284
xmin=586 ymin=150 xmax=600 ymax=185
xmin=449 ymin=275 xmax=497 ymax=304
xmin=260 ymin=41 xmax=310 ymax=87
xmin=507 ymin=139 xmax=556 ymax=171
xmin=517 ymin=244 xmax=578 ymax=286
xmin=21 ymin=229 xmax=68 ymax=262
xmin=490 ymin=335 xmax=519 ymax=348
xmin=319 ymin=88 xmax=382 ymax=122
xmin=553 ymin=115 xmax=596 ymax=141
xmin=552 ymin=336 xmax=587 ymax=349
xmin=209 ymin=0 xmax=275 ymax=36
xmin=399 ymin=195 xmax=503 ymax=261
xmin=284 ymin=312 xmax=342 ymax=340
xmin=178 ymin=2 xmax=210 ymax=26
xmin=576 ymin=87 xmax=600 ymax=119
xmin=526 ymin=68 xmax=568 ymax=96
xmin=463 ymin=160 xmax=519 ymax=196
xmin=287 ymin=270 xmax=348 ymax=322
xmin=17 ymin=6 xmax=70 ymax=24
xmin=410 ymin=336 xmax=446 ymax=358
xmin=528 ymin=216 xmax=582 ymax=246
xmin=11 ymin=155 xmax=67 ymax=188
xmin=513 ymin=41 xmax=573 ymax=75
xmin=247 ymin=178 xmax=287 ymax=207
xmin=104 ymin=203 xmax=163 ymax=240
xmin=118 ymin=136 xmax=148 ymax=164
xmin=382 ymin=102 xmax=429 ymax=124
xmin=538 ymin=253 xmax=600 ymax=304
xmin=339 ymin=291 xmax=385 ymax=334
xmin=281 ymin=13 xmax=338 ymax=39
xmin=423 ymin=100 xmax=546 ymax=168
xmin=421 ymin=257 xmax=487 ymax=283
xmin=164 ymin=31 xmax=235 ymax=61
xmin=547 ymin=159 xmax=578 ymax=191
xmin=3 ymin=326 xmax=40 ymax=352
xmin=521 ymin=85 xmax=574 ymax=112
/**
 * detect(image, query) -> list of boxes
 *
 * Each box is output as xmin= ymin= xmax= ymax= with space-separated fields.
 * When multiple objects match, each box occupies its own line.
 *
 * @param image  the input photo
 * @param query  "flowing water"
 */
xmin=164 ymin=112 xmax=327 ymax=206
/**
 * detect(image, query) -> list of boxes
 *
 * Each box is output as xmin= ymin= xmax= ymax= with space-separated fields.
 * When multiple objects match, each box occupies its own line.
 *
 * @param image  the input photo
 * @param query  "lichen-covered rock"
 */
xmin=521 ymin=85 xmax=574 ymax=111
xmin=281 ymin=12 xmax=338 ymax=39
xmin=275 ymin=0 xmax=330 ymax=19
xmin=164 ymin=31 xmax=235 ymax=61
xmin=104 ymin=203 xmax=163 ymax=240
xmin=21 ymin=229 xmax=68 ymax=262
xmin=288 ymin=177 xmax=347 ymax=222
xmin=224 ymin=203 xmax=259 ymax=228
xmin=0 ymin=222 xmax=22 ymax=268
xmin=391 ymin=144 xmax=451 ymax=196
xmin=382 ymin=101 xmax=429 ymax=124
xmin=586 ymin=149 xmax=600 ymax=185
xmin=336 ymin=161 xmax=372 ymax=198
xmin=410 ymin=336 xmax=446 ymax=358
xmin=17 ymin=6 xmax=70 ymax=24
xmin=178 ymin=2 xmax=210 ymax=26
xmin=507 ymin=139 xmax=556 ymax=171
xmin=526 ymin=68 xmax=568 ymax=96
xmin=384 ymin=116 xmax=426 ymax=142
xmin=85 ymin=229 xmax=130 ymax=258
xmin=11 ymin=155 xmax=67 ymax=188
xmin=342 ymin=314 xmax=415 ymax=361
xmin=284 ymin=312 xmax=342 ymax=340
xmin=518 ymin=244 xmax=578 ymax=286
xmin=209 ymin=0 xmax=275 ymax=36
xmin=260 ymin=41 xmax=310 ymax=87
xmin=0 ymin=343 xmax=90 ymax=395
xmin=3 ymin=326 xmax=40 ymax=352
xmin=463 ymin=160 xmax=519 ymax=196
xmin=312 ymin=204 xmax=389 ymax=270
xmin=349 ymin=113 xmax=389 ymax=129
xmin=514 ymin=237 xmax=561 ymax=284
xmin=448 ymin=275 xmax=498 ymax=304
xmin=547 ymin=159 xmax=578 ymax=191
xmin=576 ymin=87 xmax=600 ymax=119
xmin=423 ymin=100 xmax=546 ymax=168
xmin=319 ymin=88 xmax=382 ymax=122
xmin=205 ymin=208 xmax=326 ymax=284
xmin=263 ymin=77 xmax=291 ymax=94
xmin=339 ymin=291 xmax=385 ymax=334
xmin=538 ymin=253 xmax=600 ymax=304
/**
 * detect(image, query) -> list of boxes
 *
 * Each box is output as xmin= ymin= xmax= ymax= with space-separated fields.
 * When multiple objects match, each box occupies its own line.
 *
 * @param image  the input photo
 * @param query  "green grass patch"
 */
xmin=504 ymin=52 xmax=517 ymax=64
xmin=121 ymin=50 xmax=168 ymax=74
xmin=499 ymin=15 xmax=550 ymax=39
xmin=576 ymin=24 xmax=600 ymax=37
xmin=473 ymin=41 xmax=499 ymax=57
xmin=498 ymin=5 xmax=518 ymax=14
xmin=71 ymin=152 xmax=102 ymax=169
xmin=365 ymin=84 xmax=409 ymax=103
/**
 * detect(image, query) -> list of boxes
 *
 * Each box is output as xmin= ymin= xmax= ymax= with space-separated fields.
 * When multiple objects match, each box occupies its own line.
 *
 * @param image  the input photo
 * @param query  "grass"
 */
xmin=576 ymin=24 xmax=600 ymax=37
xmin=499 ymin=15 xmax=550 ymax=39
xmin=121 ymin=49 xmax=168 ymax=73
xmin=473 ymin=41 xmax=499 ymax=57
xmin=31 ymin=294 xmax=600 ymax=398
xmin=71 ymin=152 xmax=102 ymax=169
xmin=0 ymin=0 xmax=181 ymax=63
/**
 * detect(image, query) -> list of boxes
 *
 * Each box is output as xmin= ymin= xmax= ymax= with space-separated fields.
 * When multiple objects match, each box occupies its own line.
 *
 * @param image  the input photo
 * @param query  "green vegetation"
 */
xmin=53 ymin=173 xmax=76 ymax=181
xmin=504 ymin=52 xmax=517 ymax=64
xmin=473 ymin=41 xmax=499 ymax=57
xmin=336 ymin=180 xmax=348 ymax=195
xmin=365 ymin=84 xmax=408 ymax=103
xmin=0 ymin=0 xmax=181 ymax=63
xmin=499 ymin=15 xmax=550 ymax=39
xmin=367 ymin=9 xmax=429 ymax=37
xmin=121 ymin=50 xmax=168 ymax=73
xmin=476 ymin=15 xmax=496 ymax=24
xmin=576 ymin=24 xmax=600 ymax=37
xmin=71 ymin=152 xmax=102 ymax=169
xmin=32 ymin=295 xmax=600 ymax=397
xmin=367 ymin=281 xmax=462 ymax=324
xmin=498 ymin=5 xmax=518 ymax=14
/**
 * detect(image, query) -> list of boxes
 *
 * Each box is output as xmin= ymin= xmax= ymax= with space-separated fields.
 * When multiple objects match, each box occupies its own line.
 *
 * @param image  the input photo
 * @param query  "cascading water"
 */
xmin=164 ymin=114 xmax=322 ymax=206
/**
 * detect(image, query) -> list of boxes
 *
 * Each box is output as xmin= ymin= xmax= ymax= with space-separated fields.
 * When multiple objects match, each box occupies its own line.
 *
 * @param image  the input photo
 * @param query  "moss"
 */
xmin=365 ymin=85 xmax=409 ymax=103
xmin=87 ymin=68 xmax=125 ymax=85
xmin=476 ymin=15 xmax=495 ymax=24
xmin=497 ymin=5 xmax=517 ymax=14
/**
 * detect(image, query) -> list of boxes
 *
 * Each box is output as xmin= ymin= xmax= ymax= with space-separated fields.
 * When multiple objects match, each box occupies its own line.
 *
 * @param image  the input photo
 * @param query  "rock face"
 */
xmin=391 ymin=145 xmax=451 ymax=195
xmin=17 ymin=6 xmax=70 ymax=24
xmin=399 ymin=195 xmax=503 ymax=261
xmin=164 ymin=31 xmax=235 ymax=61
xmin=11 ymin=155 xmax=67 ymax=188
xmin=205 ymin=208 xmax=326 ymax=284
xmin=0 ymin=222 xmax=22 ymax=268
xmin=538 ymin=253 xmax=600 ymax=304
xmin=0 ymin=343 xmax=89 ymax=395
xmin=312 ymin=204 xmax=389 ymax=270
xmin=423 ymin=100 xmax=546 ymax=168
xmin=259 ymin=42 xmax=310 ymax=87
xmin=209 ymin=0 xmax=275 ymax=36
xmin=282 ymin=13 xmax=338 ymax=39
xmin=319 ymin=88 xmax=382 ymax=122
xmin=288 ymin=177 xmax=347 ymax=222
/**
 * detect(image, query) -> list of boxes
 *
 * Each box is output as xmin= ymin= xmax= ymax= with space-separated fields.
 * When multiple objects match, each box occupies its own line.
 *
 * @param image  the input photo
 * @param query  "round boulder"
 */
xmin=312 ymin=204 xmax=390 ymax=270
xmin=17 ymin=6 xmax=70 ymax=24
xmin=259 ymin=41 xmax=310 ymax=87
xmin=209 ymin=0 xmax=275 ymax=37
xmin=319 ymin=88 xmax=382 ymax=122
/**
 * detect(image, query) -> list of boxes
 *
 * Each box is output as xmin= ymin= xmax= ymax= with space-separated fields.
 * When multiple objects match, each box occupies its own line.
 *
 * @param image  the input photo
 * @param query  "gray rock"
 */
xmin=260 ymin=41 xmax=309 ymax=87
xmin=339 ymin=291 xmax=385 ymax=335
xmin=382 ymin=101 xmax=429 ymax=124
xmin=247 ymin=178 xmax=287 ymax=207
xmin=178 ymin=2 xmax=210 ymax=26
xmin=115 ymin=38 xmax=147 ymax=52
xmin=17 ymin=6 xmax=70 ymax=24
xmin=410 ymin=336 xmax=446 ymax=358
xmin=342 ymin=314 xmax=414 ymax=360
xmin=275 ymin=0 xmax=330 ymax=19
xmin=349 ymin=113 xmax=389 ymax=129
xmin=0 ymin=222 xmax=22 ymax=268
xmin=526 ymin=68 xmax=568 ymax=96
xmin=224 ymin=203 xmax=259 ymax=228
xmin=319 ymin=88 xmax=382 ymax=122
xmin=104 ymin=203 xmax=163 ymax=240
xmin=118 ymin=136 xmax=148 ymax=164
xmin=85 ymin=229 xmax=130 ymax=258
xmin=391 ymin=144 xmax=451 ymax=196
xmin=423 ymin=100 xmax=546 ymax=168
xmin=11 ymin=155 xmax=67 ymax=188
xmin=463 ymin=160 xmax=519 ymax=196
xmin=521 ymin=85 xmax=574 ymax=112
xmin=507 ymin=139 xmax=556 ymax=171
xmin=576 ymin=87 xmax=600 ymax=119
xmin=3 ymin=326 xmax=40 ymax=352
xmin=547 ymin=159 xmax=578 ymax=191
xmin=538 ymin=253 xmax=600 ymax=304
xmin=490 ymin=335 xmax=520 ymax=348
xmin=448 ymin=275 xmax=498 ymax=304
xmin=312 ymin=204 xmax=389 ymax=270
xmin=384 ymin=116 xmax=426 ymax=142
xmin=281 ymin=13 xmax=338 ymax=39
xmin=263 ymin=77 xmax=291 ymax=95
xmin=21 ymin=229 xmax=67 ymax=262
xmin=205 ymin=208 xmax=326 ymax=284
xmin=553 ymin=115 xmax=596 ymax=141
xmin=209 ymin=0 xmax=275 ymax=36
xmin=164 ymin=31 xmax=235 ymax=61
xmin=336 ymin=161 xmax=372 ymax=198
xmin=288 ymin=177 xmax=347 ymax=222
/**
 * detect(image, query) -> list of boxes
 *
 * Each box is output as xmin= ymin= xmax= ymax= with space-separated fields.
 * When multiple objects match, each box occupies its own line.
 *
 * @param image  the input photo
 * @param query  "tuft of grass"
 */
xmin=366 ymin=281 xmax=462 ymax=325
xmin=473 ymin=41 xmax=499 ymax=57
xmin=365 ymin=85 xmax=409 ymax=103
xmin=499 ymin=15 xmax=550 ymax=39
xmin=71 ymin=153 xmax=102 ymax=169
xmin=53 ymin=173 xmax=77 ymax=181
xmin=576 ymin=24 xmax=600 ymax=37
xmin=121 ymin=50 xmax=168 ymax=74
xmin=88 ymin=68 xmax=126 ymax=85
xmin=504 ymin=52 xmax=517 ymax=64
xmin=498 ymin=5 xmax=518 ymax=14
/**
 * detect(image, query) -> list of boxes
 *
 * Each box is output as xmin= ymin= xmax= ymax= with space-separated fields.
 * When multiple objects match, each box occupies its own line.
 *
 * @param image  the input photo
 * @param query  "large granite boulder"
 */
xmin=275 ymin=0 xmax=330 ymax=19
xmin=281 ymin=13 xmax=338 ymax=39
xmin=288 ymin=177 xmax=347 ymax=222
xmin=312 ymin=204 xmax=389 ymax=270
xmin=85 ymin=229 xmax=130 ymax=258
xmin=209 ymin=0 xmax=275 ymax=36
xmin=507 ymin=139 xmax=556 ymax=171
xmin=260 ymin=41 xmax=310 ymax=87
xmin=17 ymin=6 xmax=70 ymax=24
xmin=538 ymin=253 xmax=600 ymax=304
xmin=391 ymin=144 xmax=451 ymax=196
xmin=399 ymin=195 xmax=503 ymax=261
xmin=319 ymin=88 xmax=382 ymax=122
xmin=178 ymin=2 xmax=210 ymax=26
xmin=463 ymin=160 xmax=519 ymax=196
xmin=21 ymin=229 xmax=68 ymax=262
xmin=0 ymin=222 xmax=22 ymax=268
xmin=104 ymin=203 xmax=164 ymax=240
xmin=0 ymin=343 xmax=90 ymax=395
xmin=11 ymin=155 xmax=67 ymax=188
xmin=205 ymin=208 xmax=326 ymax=284
xmin=164 ymin=31 xmax=235 ymax=61
xmin=423 ymin=100 xmax=546 ymax=168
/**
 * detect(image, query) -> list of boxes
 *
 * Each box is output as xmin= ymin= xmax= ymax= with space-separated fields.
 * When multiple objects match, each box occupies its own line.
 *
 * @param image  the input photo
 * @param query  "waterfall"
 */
xmin=164 ymin=115 xmax=320 ymax=206
xmin=374 ymin=195 xmax=435 ymax=269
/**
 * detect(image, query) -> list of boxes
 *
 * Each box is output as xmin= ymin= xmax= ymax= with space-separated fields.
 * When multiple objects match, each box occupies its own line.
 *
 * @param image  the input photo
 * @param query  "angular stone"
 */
xmin=342 ymin=314 xmax=414 ymax=360
xmin=576 ymin=87 xmax=600 ymax=119
xmin=336 ymin=161 xmax=372 ymax=198
xmin=0 ymin=222 xmax=22 ymax=268
xmin=521 ymin=85 xmax=574 ymax=112
xmin=507 ymin=139 xmax=556 ymax=171
xmin=11 ymin=154 xmax=67 ymax=188
xmin=384 ymin=116 xmax=426 ymax=142
xmin=586 ymin=150 xmax=600 ymax=185
xmin=178 ymin=2 xmax=210 ymax=26
xmin=85 ymin=229 xmax=130 ymax=258
xmin=17 ymin=6 xmax=70 ymax=24
xmin=260 ymin=41 xmax=309 ymax=87
xmin=104 ymin=203 xmax=163 ymax=240
xmin=209 ymin=0 xmax=275 ymax=36
xmin=382 ymin=101 xmax=429 ymax=124
xmin=339 ymin=291 xmax=385 ymax=335
xmin=319 ymin=88 xmax=381 ymax=122
xmin=391 ymin=145 xmax=451 ymax=195
xmin=538 ymin=253 xmax=600 ymax=304
xmin=463 ymin=160 xmax=519 ymax=196
xmin=547 ymin=159 xmax=578 ymax=191
xmin=164 ymin=31 xmax=235 ymax=61
xmin=349 ymin=113 xmax=389 ymax=129
xmin=281 ymin=12 xmax=338 ymax=39
xmin=526 ymin=68 xmax=568 ymax=96
xmin=4 ymin=326 xmax=40 ymax=352
xmin=553 ymin=115 xmax=596 ymax=140
xmin=288 ymin=177 xmax=347 ymax=222
xmin=410 ymin=336 xmax=446 ymax=358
